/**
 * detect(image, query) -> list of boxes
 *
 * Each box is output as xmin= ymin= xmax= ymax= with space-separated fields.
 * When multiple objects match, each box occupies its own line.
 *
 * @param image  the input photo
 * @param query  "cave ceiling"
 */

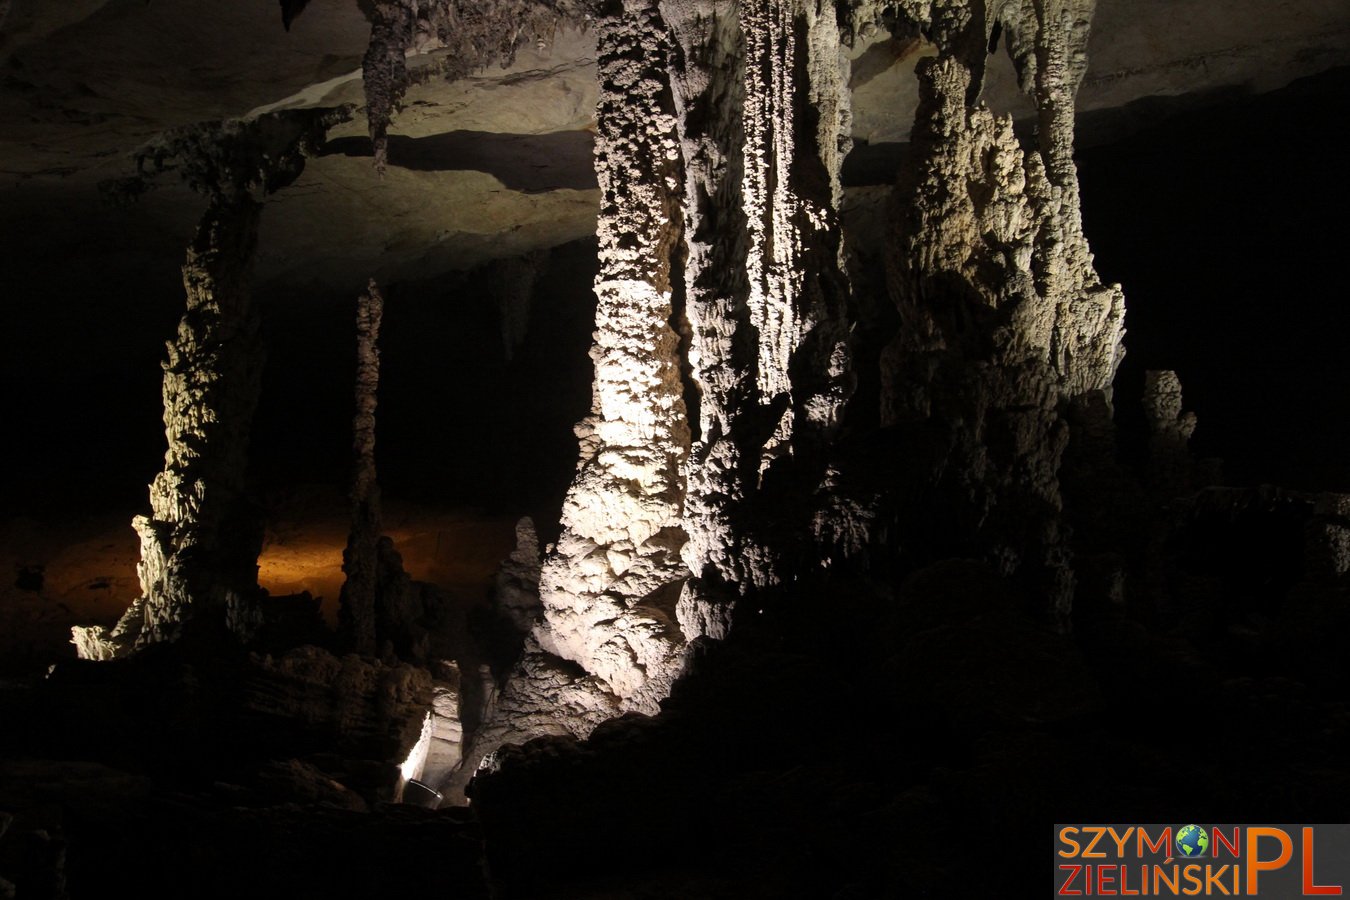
xmin=1 ymin=0 xmax=1347 ymax=289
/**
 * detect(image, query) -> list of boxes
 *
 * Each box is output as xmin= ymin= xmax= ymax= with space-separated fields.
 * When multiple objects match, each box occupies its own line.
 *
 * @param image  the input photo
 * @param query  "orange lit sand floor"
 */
xmin=0 ymin=487 xmax=521 ymax=675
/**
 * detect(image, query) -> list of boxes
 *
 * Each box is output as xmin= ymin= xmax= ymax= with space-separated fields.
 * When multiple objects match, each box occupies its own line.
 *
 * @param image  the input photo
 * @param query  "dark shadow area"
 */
xmin=841 ymin=139 xmax=910 ymax=187
xmin=1079 ymin=65 xmax=1350 ymax=491
xmin=250 ymin=239 xmax=597 ymax=519
xmin=321 ymin=130 xmax=598 ymax=193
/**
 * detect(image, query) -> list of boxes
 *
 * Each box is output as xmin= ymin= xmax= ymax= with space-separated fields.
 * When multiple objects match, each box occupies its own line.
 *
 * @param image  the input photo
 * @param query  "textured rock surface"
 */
xmin=73 ymin=110 xmax=347 ymax=658
xmin=492 ymin=517 xmax=544 ymax=633
xmin=533 ymin=0 xmax=691 ymax=718
xmin=872 ymin=0 xmax=1125 ymax=626
xmin=663 ymin=0 xmax=856 ymax=601
xmin=339 ymin=280 xmax=386 ymax=656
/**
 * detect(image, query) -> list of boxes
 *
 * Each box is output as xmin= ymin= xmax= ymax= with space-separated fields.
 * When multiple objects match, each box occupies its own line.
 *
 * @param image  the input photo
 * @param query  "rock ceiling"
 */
xmin=1 ymin=0 xmax=1347 ymax=288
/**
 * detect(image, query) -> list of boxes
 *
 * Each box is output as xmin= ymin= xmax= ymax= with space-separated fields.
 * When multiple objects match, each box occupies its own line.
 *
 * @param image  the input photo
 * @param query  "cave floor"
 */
xmin=0 ymin=486 xmax=520 ymax=677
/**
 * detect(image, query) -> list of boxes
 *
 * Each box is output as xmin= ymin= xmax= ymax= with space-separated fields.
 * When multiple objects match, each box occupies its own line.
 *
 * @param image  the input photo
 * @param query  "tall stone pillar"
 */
xmin=73 ymin=109 xmax=350 ymax=658
xmin=534 ymin=0 xmax=692 ymax=713
xmin=133 ymin=192 xmax=267 ymax=646
xmin=339 ymin=280 xmax=386 ymax=657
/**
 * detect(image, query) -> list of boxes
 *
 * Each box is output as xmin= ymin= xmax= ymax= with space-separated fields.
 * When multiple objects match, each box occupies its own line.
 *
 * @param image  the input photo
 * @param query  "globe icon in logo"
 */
xmin=1176 ymin=825 xmax=1209 ymax=858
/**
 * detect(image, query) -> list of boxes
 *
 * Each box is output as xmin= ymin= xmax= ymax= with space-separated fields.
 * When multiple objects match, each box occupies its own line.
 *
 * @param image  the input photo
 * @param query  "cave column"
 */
xmin=660 ymin=0 xmax=751 ymax=610
xmin=133 ymin=190 xmax=267 ymax=647
xmin=72 ymin=109 xmax=350 ymax=659
xmin=874 ymin=0 xmax=1125 ymax=626
xmin=339 ymin=280 xmax=386 ymax=657
xmin=533 ymin=0 xmax=692 ymax=711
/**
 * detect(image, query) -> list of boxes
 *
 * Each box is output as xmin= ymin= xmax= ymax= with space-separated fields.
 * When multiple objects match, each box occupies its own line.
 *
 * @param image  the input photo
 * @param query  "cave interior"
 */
xmin=1 ymin=0 xmax=1350 ymax=896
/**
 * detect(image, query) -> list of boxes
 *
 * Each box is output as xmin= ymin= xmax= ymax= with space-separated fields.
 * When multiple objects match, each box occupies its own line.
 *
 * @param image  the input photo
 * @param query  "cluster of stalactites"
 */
xmin=660 ymin=0 xmax=856 ymax=603
xmin=854 ymin=0 xmax=1123 ymax=401
xmin=359 ymin=0 xmax=592 ymax=173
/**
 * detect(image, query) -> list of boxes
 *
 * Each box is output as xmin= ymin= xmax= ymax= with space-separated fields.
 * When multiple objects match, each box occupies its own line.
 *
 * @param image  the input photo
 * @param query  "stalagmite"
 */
xmin=340 ymin=280 xmax=386 ymax=657
xmin=1142 ymin=369 xmax=1197 ymax=494
xmin=73 ymin=108 xmax=350 ymax=659
xmin=534 ymin=0 xmax=691 ymax=713
xmin=449 ymin=1 xmax=695 ymax=792
xmin=870 ymin=0 xmax=1126 ymax=625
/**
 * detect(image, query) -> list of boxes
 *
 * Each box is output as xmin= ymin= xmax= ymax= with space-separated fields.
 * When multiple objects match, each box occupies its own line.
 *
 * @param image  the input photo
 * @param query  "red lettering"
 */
xmin=1303 ymin=827 xmax=1344 ymax=895
xmin=1212 ymin=827 xmax=1241 ymax=859
xmin=1099 ymin=865 xmax=1118 ymax=895
xmin=1139 ymin=828 xmax=1173 ymax=858
xmin=1059 ymin=864 xmax=1084 ymax=895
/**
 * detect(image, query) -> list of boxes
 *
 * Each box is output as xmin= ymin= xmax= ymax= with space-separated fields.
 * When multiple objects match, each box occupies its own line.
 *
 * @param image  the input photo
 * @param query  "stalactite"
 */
xmin=339 ymin=280 xmax=385 ymax=657
xmin=280 ymin=0 xmax=313 ymax=31
xmin=359 ymin=0 xmax=590 ymax=173
xmin=663 ymin=0 xmax=855 ymax=621
xmin=73 ymin=109 xmax=350 ymax=659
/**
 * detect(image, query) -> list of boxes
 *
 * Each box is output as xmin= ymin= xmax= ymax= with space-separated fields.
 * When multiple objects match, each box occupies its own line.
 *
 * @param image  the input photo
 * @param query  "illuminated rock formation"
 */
xmin=72 ymin=109 xmax=349 ymax=658
xmin=533 ymin=0 xmax=691 ymax=715
xmin=662 ymin=0 xmax=856 ymax=628
xmin=870 ymin=0 xmax=1126 ymax=626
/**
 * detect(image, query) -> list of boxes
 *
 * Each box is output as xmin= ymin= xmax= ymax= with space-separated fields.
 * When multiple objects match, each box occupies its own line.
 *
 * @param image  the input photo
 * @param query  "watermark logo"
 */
xmin=1055 ymin=824 xmax=1347 ymax=896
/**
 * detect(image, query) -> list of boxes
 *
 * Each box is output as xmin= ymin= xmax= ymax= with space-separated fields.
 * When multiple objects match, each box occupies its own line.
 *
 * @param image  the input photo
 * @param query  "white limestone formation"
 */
xmin=534 ymin=0 xmax=692 ymax=715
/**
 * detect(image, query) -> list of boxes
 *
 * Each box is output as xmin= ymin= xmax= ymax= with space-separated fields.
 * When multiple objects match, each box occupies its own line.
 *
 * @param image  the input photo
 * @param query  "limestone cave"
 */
xmin=1 ymin=0 xmax=1349 ymax=896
